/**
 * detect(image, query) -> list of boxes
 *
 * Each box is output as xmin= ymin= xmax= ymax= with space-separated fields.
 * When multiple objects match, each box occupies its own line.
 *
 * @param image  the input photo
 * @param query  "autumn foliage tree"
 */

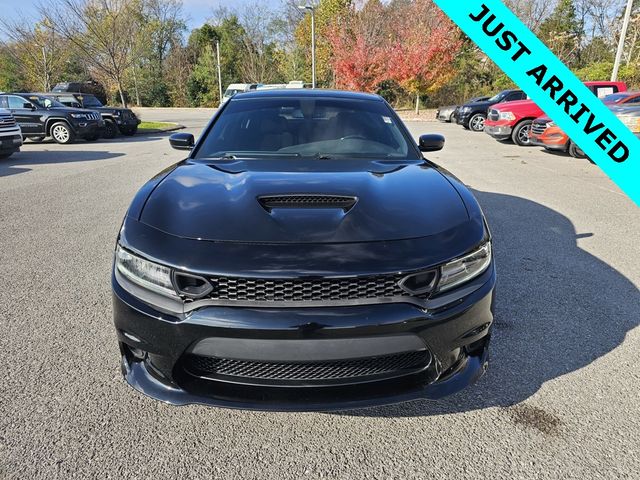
xmin=387 ymin=1 xmax=463 ymax=113
xmin=329 ymin=0 xmax=463 ymax=112
xmin=329 ymin=0 xmax=388 ymax=91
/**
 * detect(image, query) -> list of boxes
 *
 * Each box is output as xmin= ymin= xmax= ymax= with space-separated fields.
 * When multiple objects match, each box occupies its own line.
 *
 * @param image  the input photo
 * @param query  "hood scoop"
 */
xmin=258 ymin=194 xmax=357 ymax=212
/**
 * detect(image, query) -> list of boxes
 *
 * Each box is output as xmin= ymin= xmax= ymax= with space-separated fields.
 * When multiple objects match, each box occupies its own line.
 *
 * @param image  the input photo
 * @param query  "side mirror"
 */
xmin=418 ymin=134 xmax=445 ymax=152
xmin=23 ymin=102 xmax=35 ymax=110
xmin=169 ymin=132 xmax=194 ymax=150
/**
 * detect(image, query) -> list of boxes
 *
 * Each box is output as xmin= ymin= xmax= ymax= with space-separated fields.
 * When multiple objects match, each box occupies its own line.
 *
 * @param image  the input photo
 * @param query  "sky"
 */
xmin=2 ymin=0 xmax=280 ymax=31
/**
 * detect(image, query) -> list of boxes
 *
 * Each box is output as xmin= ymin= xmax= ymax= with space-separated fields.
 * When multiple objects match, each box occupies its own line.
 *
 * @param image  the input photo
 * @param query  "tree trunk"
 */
xmin=117 ymin=78 xmax=127 ymax=108
xmin=415 ymin=93 xmax=420 ymax=115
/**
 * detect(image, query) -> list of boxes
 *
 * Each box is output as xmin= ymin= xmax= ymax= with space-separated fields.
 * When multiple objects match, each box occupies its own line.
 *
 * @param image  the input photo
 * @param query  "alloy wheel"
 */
xmin=518 ymin=124 xmax=531 ymax=145
xmin=52 ymin=125 xmax=70 ymax=143
xmin=470 ymin=115 xmax=485 ymax=132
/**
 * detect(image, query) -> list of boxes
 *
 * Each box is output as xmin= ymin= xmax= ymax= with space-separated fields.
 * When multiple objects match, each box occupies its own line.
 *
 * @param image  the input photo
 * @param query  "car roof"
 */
xmin=233 ymin=89 xmax=384 ymax=102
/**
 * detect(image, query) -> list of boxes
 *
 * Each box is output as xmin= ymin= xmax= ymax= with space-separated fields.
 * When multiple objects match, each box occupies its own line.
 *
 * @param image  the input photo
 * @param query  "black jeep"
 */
xmin=46 ymin=92 xmax=140 ymax=138
xmin=0 ymin=93 xmax=104 ymax=144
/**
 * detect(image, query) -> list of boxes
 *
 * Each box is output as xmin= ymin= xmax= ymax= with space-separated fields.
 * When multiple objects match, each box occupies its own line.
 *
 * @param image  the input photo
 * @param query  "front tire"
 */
xmin=50 ymin=122 xmax=75 ymax=144
xmin=103 ymin=120 xmax=118 ymax=139
xmin=120 ymin=125 xmax=138 ymax=136
xmin=511 ymin=120 xmax=533 ymax=146
xmin=568 ymin=141 xmax=594 ymax=163
xmin=469 ymin=113 xmax=486 ymax=132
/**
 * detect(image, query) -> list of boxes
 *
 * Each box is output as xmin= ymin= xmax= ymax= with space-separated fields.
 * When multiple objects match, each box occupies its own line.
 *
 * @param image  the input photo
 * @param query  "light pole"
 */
xmin=298 ymin=4 xmax=316 ymax=88
xmin=612 ymin=0 xmax=634 ymax=81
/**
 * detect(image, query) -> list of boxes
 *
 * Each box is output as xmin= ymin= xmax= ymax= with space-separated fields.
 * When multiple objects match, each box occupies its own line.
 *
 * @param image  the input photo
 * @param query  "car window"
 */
xmin=593 ymin=86 xmax=616 ymax=98
xmin=54 ymin=95 xmax=82 ymax=108
xmin=78 ymin=95 xmax=103 ymax=108
xmin=25 ymin=95 xmax=66 ymax=109
xmin=195 ymin=97 xmax=418 ymax=160
xmin=505 ymin=92 xmax=523 ymax=102
xmin=7 ymin=95 xmax=30 ymax=109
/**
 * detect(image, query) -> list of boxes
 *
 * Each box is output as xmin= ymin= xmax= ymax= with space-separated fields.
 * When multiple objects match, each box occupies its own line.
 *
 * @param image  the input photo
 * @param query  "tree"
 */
xmin=293 ymin=0 xmax=351 ymax=86
xmin=49 ymin=0 xmax=140 ymax=107
xmin=329 ymin=0 xmax=388 ymax=91
xmin=538 ymin=0 xmax=583 ymax=66
xmin=387 ymin=0 xmax=463 ymax=113
xmin=0 ymin=17 xmax=69 ymax=91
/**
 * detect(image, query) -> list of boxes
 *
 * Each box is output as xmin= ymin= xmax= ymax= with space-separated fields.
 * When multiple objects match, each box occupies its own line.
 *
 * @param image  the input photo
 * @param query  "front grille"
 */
xmin=488 ymin=109 xmax=499 ymax=121
xmin=258 ymin=194 xmax=357 ymax=211
xmin=184 ymin=351 xmax=430 ymax=382
xmin=531 ymin=121 xmax=548 ymax=135
xmin=0 ymin=115 xmax=16 ymax=127
xmin=207 ymin=273 xmax=430 ymax=302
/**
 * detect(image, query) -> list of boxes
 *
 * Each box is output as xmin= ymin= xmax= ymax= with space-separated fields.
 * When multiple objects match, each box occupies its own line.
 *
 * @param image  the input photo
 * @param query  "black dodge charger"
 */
xmin=112 ymin=89 xmax=496 ymax=410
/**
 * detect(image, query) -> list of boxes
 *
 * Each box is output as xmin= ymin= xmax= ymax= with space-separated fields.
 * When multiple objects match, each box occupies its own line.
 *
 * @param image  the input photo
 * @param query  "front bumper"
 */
xmin=530 ymin=135 xmax=568 ymax=151
xmin=72 ymin=120 xmax=104 ymax=138
xmin=112 ymin=265 xmax=496 ymax=411
xmin=0 ymin=132 xmax=22 ymax=152
xmin=484 ymin=124 xmax=513 ymax=140
xmin=456 ymin=111 xmax=472 ymax=126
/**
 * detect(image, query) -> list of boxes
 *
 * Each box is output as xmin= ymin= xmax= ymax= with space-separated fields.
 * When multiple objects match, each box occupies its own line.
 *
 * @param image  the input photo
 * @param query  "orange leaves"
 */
xmin=329 ymin=0 xmax=462 ymax=94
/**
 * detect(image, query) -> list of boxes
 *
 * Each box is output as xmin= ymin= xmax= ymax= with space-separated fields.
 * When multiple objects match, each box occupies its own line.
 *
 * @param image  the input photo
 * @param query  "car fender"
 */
xmin=45 ymin=117 xmax=74 ymax=135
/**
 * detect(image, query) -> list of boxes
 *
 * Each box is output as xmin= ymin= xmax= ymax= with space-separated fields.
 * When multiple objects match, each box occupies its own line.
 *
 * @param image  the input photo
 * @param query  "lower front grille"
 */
xmin=184 ymin=351 xmax=430 ymax=384
xmin=531 ymin=121 xmax=548 ymax=135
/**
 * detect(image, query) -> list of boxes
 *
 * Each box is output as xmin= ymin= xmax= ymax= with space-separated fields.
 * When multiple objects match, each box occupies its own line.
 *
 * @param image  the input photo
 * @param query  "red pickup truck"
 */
xmin=484 ymin=81 xmax=627 ymax=146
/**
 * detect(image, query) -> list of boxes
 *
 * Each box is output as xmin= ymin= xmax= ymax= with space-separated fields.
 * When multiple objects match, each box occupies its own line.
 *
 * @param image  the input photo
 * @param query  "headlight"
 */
xmin=498 ymin=111 xmax=515 ymax=120
xmin=112 ymin=111 xmax=121 ymax=117
xmin=547 ymin=122 xmax=556 ymax=128
xmin=438 ymin=242 xmax=492 ymax=292
xmin=115 ymin=245 xmax=176 ymax=297
xmin=70 ymin=113 xmax=86 ymax=119
xmin=461 ymin=107 xmax=471 ymax=113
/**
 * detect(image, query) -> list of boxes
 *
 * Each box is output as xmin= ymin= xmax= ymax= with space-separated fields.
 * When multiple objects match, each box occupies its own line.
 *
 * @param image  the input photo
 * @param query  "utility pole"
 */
xmin=612 ymin=0 xmax=634 ymax=81
xmin=216 ymin=41 xmax=223 ymax=104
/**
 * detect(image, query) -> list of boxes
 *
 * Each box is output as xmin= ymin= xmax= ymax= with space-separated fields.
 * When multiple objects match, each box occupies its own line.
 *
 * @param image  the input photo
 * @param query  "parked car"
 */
xmin=484 ymin=81 xmax=627 ymax=146
xmin=112 ymin=89 xmax=496 ymax=410
xmin=436 ymin=96 xmax=490 ymax=123
xmin=602 ymin=91 xmax=640 ymax=106
xmin=0 ymin=108 xmax=23 ymax=159
xmin=46 ymin=92 xmax=140 ymax=138
xmin=456 ymin=90 xmax=527 ymax=132
xmin=530 ymin=103 xmax=640 ymax=161
xmin=220 ymin=83 xmax=260 ymax=106
xmin=0 ymin=93 xmax=104 ymax=144
xmin=52 ymin=81 xmax=107 ymax=105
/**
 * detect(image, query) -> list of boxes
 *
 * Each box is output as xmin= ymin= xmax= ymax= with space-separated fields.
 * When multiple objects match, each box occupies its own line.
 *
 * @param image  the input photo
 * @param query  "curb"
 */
xmin=136 ymin=124 xmax=186 ymax=135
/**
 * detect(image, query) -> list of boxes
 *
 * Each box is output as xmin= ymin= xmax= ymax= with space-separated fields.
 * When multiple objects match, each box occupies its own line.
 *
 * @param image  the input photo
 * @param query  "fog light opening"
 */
xmin=173 ymin=272 xmax=213 ymax=299
xmin=125 ymin=344 xmax=146 ymax=360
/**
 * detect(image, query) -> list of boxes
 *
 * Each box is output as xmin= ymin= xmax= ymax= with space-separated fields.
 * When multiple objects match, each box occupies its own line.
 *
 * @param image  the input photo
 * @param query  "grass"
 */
xmin=137 ymin=121 xmax=181 ymax=132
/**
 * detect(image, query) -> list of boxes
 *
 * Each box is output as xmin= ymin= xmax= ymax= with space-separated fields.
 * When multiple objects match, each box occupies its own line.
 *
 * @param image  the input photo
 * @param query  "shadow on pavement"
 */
xmin=0 ymin=150 xmax=126 ymax=177
xmin=21 ymin=131 xmax=173 ymax=146
xmin=342 ymin=190 xmax=639 ymax=417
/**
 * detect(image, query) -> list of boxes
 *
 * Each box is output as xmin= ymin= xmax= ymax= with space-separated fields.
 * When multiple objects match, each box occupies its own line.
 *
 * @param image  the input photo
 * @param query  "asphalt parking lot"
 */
xmin=1 ymin=110 xmax=639 ymax=479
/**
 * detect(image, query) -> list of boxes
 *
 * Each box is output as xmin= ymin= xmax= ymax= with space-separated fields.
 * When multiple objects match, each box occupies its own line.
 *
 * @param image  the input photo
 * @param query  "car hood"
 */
xmin=492 ymin=99 xmax=537 ymax=112
xmin=139 ymin=159 xmax=470 ymax=243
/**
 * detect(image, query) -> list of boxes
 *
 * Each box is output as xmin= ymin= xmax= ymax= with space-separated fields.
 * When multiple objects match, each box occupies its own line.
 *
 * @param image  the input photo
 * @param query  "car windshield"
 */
xmin=487 ymin=91 xmax=508 ymax=103
xmin=80 ymin=95 xmax=103 ymax=107
xmin=224 ymin=89 xmax=244 ymax=98
xmin=28 ymin=95 xmax=66 ymax=108
xmin=195 ymin=97 xmax=418 ymax=160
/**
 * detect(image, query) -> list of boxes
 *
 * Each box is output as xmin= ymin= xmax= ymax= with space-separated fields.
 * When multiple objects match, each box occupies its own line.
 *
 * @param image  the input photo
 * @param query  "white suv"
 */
xmin=0 ymin=108 xmax=22 ymax=159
